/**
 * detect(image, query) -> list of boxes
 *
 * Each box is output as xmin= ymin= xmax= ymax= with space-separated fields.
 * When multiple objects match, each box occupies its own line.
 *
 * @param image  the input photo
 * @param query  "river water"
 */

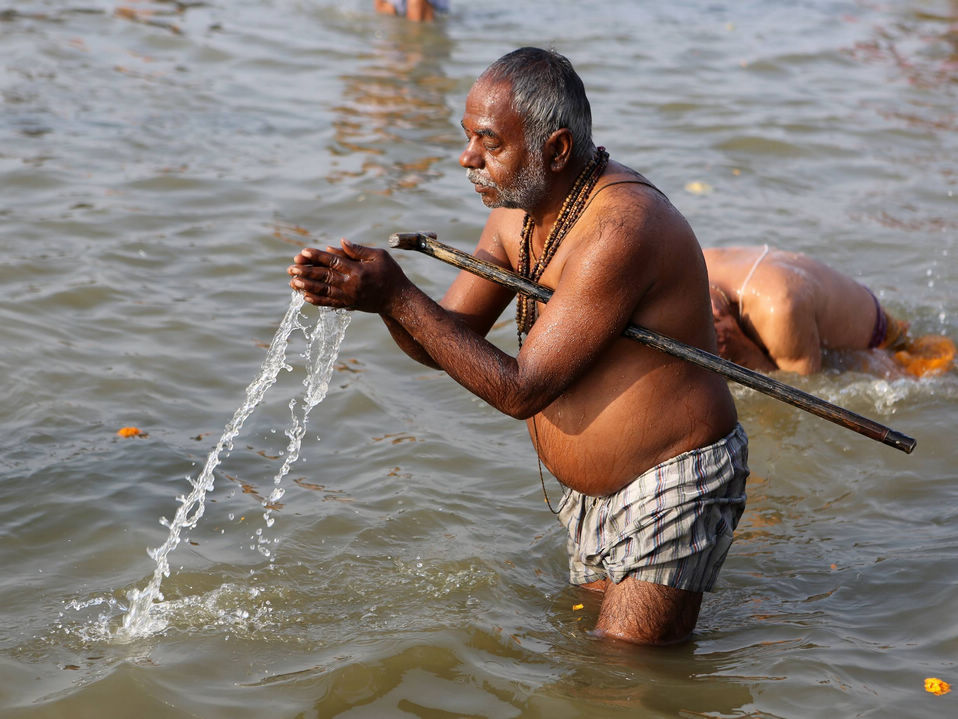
xmin=2 ymin=1 xmax=957 ymax=717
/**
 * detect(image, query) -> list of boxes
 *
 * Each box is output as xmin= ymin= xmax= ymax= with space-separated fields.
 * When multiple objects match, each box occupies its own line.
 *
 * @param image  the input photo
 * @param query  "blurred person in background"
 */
xmin=374 ymin=0 xmax=448 ymax=21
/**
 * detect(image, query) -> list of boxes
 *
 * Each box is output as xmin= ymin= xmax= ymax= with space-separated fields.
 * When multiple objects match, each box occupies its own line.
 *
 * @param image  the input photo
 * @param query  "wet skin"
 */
xmin=704 ymin=246 xmax=889 ymax=374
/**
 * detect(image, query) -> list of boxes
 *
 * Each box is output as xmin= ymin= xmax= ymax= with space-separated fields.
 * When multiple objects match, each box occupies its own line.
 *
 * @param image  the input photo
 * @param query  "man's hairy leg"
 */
xmin=594 ymin=576 xmax=703 ymax=645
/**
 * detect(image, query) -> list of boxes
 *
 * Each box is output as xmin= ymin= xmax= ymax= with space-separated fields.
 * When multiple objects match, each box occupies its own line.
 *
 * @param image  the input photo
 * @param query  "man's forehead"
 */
xmin=468 ymin=76 xmax=512 ymax=104
xmin=462 ymin=78 xmax=518 ymax=129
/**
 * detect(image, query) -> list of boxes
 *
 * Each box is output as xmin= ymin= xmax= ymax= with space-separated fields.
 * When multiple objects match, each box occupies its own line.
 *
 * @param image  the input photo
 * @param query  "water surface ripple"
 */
xmin=1 ymin=1 xmax=956 ymax=717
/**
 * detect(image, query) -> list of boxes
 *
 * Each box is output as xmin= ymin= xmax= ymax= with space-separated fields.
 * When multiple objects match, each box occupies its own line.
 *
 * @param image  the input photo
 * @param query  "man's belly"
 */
xmin=529 ymin=369 xmax=737 ymax=496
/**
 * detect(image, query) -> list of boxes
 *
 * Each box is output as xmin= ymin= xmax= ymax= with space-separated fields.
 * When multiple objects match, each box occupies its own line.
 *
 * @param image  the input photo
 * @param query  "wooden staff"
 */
xmin=389 ymin=231 xmax=917 ymax=455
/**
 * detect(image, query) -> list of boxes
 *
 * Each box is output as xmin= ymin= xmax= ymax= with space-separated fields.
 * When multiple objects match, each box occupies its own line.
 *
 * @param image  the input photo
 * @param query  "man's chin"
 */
xmin=471 ymin=183 xmax=525 ymax=210
xmin=480 ymin=192 xmax=522 ymax=210
xmin=478 ymin=193 xmax=510 ymax=209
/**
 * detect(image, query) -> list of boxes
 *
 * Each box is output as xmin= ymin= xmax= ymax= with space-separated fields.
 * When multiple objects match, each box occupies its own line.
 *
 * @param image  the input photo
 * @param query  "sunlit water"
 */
xmin=1 ymin=1 xmax=957 ymax=717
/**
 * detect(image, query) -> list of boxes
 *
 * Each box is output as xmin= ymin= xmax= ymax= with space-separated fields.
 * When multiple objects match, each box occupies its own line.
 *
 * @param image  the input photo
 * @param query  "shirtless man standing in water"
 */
xmin=289 ymin=47 xmax=748 ymax=645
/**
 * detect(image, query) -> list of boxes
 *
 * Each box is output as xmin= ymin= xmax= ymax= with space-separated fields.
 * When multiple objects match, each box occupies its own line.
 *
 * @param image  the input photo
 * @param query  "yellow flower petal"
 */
xmin=684 ymin=180 xmax=714 ymax=195
xmin=117 ymin=426 xmax=142 ymax=438
xmin=925 ymin=677 xmax=951 ymax=696
xmin=572 ymin=603 xmax=584 ymax=611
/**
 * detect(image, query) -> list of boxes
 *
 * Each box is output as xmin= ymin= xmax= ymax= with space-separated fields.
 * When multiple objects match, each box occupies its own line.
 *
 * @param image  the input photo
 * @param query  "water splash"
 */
xmin=117 ymin=293 xmax=350 ymax=640
xmin=257 ymin=307 xmax=352 ymax=564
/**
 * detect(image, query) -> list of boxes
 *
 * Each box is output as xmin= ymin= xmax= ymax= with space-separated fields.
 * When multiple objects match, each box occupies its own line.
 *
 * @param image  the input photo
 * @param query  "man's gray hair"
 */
xmin=479 ymin=47 xmax=595 ymax=164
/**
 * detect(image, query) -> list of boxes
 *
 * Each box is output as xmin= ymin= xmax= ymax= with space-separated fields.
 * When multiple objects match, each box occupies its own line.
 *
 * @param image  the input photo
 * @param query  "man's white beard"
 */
xmin=466 ymin=155 xmax=548 ymax=211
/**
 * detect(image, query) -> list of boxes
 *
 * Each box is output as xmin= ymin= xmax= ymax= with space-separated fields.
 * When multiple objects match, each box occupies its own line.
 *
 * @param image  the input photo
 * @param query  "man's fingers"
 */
xmin=340 ymin=239 xmax=379 ymax=262
xmin=293 ymin=242 xmax=377 ymax=271
xmin=290 ymin=254 xmax=352 ymax=282
xmin=293 ymin=247 xmax=322 ymax=264
xmin=340 ymin=239 xmax=361 ymax=259
xmin=294 ymin=264 xmax=346 ymax=282
xmin=294 ymin=246 xmax=350 ymax=267
xmin=294 ymin=281 xmax=352 ymax=309
xmin=288 ymin=240 xmax=374 ymax=312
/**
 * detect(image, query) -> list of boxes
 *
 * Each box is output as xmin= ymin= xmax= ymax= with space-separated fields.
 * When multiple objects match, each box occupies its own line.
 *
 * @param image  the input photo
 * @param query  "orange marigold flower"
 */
xmin=117 ymin=426 xmax=142 ymax=438
xmin=924 ymin=677 xmax=951 ymax=696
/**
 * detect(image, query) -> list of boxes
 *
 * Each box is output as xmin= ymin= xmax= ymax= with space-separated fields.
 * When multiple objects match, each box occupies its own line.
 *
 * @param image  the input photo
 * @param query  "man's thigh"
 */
xmin=594 ymin=576 xmax=703 ymax=645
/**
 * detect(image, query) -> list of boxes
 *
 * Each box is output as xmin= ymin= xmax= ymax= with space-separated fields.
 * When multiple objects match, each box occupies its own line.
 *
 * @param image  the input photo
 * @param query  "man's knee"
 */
xmin=594 ymin=576 xmax=703 ymax=646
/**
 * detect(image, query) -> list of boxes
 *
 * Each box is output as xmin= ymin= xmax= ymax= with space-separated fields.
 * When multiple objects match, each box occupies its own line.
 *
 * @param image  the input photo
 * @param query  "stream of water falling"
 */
xmin=116 ymin=294 xmax=350 ymax=640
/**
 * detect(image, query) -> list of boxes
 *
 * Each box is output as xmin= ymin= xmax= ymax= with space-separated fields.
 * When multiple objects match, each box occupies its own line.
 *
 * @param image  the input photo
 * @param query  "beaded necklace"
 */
xmin=514 ymin=146 xmax=608 ymax=513
xmin=515 ymin=146 xmax=609 ymax=337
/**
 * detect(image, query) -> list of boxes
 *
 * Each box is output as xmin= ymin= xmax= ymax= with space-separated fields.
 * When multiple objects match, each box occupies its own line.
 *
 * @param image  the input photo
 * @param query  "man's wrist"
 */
xmin=380 ymin=277 xmax=418 ymax=321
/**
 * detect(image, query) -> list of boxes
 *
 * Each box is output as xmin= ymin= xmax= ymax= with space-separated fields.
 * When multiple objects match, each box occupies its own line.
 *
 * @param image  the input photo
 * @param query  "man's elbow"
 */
xmin=501 ymin=391 xmax=550 ymax=420
xmin=505 ymin=404 xmax=535 ymax=421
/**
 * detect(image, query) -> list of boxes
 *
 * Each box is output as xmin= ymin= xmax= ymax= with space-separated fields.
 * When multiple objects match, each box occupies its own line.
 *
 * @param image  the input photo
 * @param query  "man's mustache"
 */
xmin=466 ymin=169 xmax=498 ymax=189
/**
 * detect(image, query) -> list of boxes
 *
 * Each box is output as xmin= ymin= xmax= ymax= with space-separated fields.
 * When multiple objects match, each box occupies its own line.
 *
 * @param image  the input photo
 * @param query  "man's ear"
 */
xmin=544 ymin=129 xmax=574 ymax=173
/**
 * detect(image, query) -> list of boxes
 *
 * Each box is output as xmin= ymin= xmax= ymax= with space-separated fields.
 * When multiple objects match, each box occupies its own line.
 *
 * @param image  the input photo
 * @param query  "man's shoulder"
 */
xmin=484 ymin=207 xmax=525 ymax=230
xmin=565 ymin=179 xmax=698 ymax=288
xmin=597 ymin=160 xmax=668 ymax=199
xmin=477 ymin=207 xmax=525 ymax=241
xmin=581 ymin=164 xmax=686 ymax=244
xmin=583 ymin=168 xmax=675 ymax=233
xmin=470 ymin=207 xmax=526 ymax=270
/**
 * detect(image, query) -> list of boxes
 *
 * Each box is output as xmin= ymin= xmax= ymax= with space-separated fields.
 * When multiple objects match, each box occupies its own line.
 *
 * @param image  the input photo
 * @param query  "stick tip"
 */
xmin=898 ymin=434 xmax=918 ymax=454
xmin=389 ymin=232 xmax=436 ymax=250
xmin=883 ymin=429 xmax=917 ymax=454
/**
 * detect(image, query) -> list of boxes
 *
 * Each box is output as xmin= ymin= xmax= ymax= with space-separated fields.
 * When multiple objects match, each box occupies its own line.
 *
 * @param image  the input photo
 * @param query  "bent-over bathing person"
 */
xmin=289 ymin=47 xmax=749 ymax=645
xmin=704 ymin=245 xmax=955 ymax=377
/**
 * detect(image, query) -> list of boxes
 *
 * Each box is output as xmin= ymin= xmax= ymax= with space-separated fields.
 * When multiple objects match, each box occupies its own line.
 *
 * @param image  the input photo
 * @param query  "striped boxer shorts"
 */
xmin=556 ymin=423 xmax=748 ymax=592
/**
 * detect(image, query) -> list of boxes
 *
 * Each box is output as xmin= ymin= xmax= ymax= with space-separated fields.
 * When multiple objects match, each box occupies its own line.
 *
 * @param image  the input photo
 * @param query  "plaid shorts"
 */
xmin=556 ymin=423 xmax=748 ymax=593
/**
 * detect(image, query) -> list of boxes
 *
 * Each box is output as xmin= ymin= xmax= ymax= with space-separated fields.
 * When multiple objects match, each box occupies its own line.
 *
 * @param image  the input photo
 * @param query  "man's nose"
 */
xmin=459 ymin=140 xmax=482 ymax=169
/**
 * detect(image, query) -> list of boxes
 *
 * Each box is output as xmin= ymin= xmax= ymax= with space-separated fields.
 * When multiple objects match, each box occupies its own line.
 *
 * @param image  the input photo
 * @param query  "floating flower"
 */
xmin=925 ymin=677 xmax=951 ymax=696
xmin=684 ymin=180 xmax=714 ymax=195
xmin=572 ymin=603 xmax=584 ymax=611
xmin=117 ymin=426 xmax=142 ymax=438
xmin=893 ymin=335 xmax=956 ymax=378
